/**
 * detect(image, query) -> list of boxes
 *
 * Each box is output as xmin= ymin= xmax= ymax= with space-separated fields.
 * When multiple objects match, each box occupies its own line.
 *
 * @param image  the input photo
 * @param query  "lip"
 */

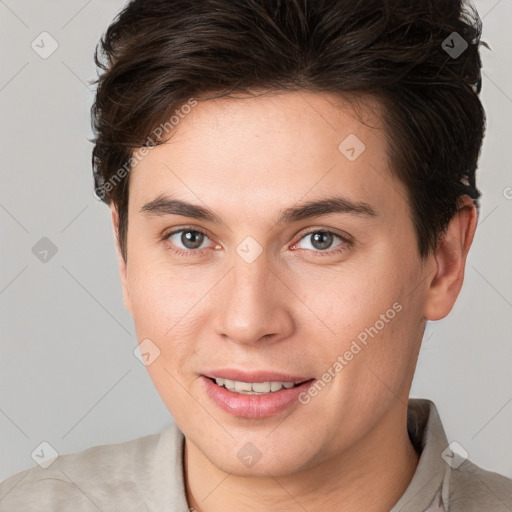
xmin=202 ymin=369 xmax=312 ymax=383
xmin=201 ymin=374 xmax=316 ymax=419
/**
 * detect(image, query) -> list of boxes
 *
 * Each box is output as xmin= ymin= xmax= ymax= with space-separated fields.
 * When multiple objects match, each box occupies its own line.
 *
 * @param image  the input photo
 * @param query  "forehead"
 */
xmin=127 ymin=91 xmax=409 ymax=223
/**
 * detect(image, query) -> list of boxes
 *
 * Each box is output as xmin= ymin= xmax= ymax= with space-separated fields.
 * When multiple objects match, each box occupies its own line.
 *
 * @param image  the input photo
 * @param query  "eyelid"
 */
xmin=295 ymin=226 xmax=353 ymax=244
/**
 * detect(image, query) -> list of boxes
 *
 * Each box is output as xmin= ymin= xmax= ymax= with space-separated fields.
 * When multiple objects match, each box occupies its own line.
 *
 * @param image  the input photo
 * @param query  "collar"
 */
xmin=391 ymin=398 xmax=451 ymax=512
xmin=134 ymin=419 xmax=189 ymax=512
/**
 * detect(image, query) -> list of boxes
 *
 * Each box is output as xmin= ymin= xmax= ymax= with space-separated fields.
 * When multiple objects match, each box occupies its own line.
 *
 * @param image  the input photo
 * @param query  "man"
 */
xmin=1 ymin=0 xmax=510 ymax=510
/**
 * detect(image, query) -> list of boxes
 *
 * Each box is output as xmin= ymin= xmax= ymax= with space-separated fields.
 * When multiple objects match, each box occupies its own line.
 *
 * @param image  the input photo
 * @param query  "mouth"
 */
xmin=201 ymin=372 xmax=316 ymax=418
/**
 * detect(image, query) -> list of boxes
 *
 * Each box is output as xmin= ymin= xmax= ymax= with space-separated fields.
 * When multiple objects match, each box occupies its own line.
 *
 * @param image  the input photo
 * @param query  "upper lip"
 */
xmin=203 ymin=369 xmax=314 ymax=383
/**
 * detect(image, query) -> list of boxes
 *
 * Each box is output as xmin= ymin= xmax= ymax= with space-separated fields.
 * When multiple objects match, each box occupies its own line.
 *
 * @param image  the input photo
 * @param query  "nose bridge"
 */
xmin=215 ymin=244 xmax=291 ymax=344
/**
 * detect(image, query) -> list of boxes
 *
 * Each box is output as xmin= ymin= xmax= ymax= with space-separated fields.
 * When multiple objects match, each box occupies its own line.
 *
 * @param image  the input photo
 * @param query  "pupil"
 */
xmin=182 ymin=231 xmax=203 ymax=249
xmin=312 ymin=232 xmax=332 ymax=250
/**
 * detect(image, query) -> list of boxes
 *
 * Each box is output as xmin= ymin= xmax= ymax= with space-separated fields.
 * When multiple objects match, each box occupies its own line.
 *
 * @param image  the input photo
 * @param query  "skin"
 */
xmin=110 ymin=90 xmax=477 ymax=511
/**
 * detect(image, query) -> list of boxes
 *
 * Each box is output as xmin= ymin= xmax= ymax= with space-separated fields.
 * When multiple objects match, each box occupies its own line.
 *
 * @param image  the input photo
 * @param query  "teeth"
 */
xmin=213 ymin=378 xmax=300 ymax=394
xmin=252 ymin=382 xmax=270 ymax=393
xmin=235 ymin=381 xmax=252 ymax=392
xmin=270 ymin=381 xmax=283 ymax=392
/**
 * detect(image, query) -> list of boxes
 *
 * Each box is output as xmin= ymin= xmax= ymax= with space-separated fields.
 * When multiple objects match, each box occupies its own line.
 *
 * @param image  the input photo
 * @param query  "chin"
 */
xmin=205 ymin=438 xmax=316 ymax=478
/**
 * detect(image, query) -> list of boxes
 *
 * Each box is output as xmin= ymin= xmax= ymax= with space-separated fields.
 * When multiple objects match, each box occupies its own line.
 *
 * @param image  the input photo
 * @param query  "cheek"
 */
xmin=337 ymin=285 xmax=423 ymax=400
xmin=127 ymin=257 xmax=193 ymax=333
xmin=128 ymin=276 xmax=169 ymax=338
xmin=299 ymin=252 xmax=420 ymax=378
xmin=127 ymin=262 xmax=205 ymax=369
xmin=295 ymin=256 xmax=400 ymax=334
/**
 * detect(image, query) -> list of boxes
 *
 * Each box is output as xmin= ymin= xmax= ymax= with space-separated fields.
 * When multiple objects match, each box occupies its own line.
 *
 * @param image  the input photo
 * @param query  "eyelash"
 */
xmin=161 ymin=227 xmax=352 ymax=258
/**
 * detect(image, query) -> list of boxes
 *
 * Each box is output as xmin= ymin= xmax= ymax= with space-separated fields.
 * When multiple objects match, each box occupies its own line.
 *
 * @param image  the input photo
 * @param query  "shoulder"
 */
xmin=449 ymin=458 xmax=512 ymax=511
xmin=0 ymin=428 xmax=168 ymax=512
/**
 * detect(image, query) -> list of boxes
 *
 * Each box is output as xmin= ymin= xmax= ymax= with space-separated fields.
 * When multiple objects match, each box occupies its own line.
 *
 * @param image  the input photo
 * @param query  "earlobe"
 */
xmin=423 ymin=196 xmax=478 ymax=321
xmin=110 ymin=204 xmax=132 ymax=315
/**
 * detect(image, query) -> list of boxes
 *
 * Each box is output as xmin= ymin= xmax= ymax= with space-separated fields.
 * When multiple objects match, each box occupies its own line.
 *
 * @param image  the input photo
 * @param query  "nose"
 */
xmin=213 ymin=249 xmax=295 ymax=346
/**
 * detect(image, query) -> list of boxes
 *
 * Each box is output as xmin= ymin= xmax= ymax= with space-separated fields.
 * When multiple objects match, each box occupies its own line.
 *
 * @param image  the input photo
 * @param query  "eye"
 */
xmin=163 ymin=227 xmax=216 ymax=257
xmin=162 ymin=227 xmax=352 ymax=258
xmin=292 ymin=229 xmax=351 ymax=256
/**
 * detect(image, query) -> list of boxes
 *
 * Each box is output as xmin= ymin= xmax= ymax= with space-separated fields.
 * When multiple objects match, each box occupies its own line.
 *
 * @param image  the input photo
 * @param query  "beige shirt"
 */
xmin=0 ymin=399 xmax=510 ymax=511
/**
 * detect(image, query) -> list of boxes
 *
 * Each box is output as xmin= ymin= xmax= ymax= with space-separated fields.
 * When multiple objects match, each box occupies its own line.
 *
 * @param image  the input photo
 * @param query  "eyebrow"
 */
xmin=140 ymin=194 xmax=377 ymax=224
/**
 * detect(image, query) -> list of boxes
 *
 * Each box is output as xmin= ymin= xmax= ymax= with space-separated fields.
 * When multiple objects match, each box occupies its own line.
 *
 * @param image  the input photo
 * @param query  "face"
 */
xmin=115 ymin=91 xmax=436 ymax=477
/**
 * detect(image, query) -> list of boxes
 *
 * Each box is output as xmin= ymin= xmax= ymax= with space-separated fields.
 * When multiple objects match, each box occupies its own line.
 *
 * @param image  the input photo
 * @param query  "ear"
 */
xmin=110 ymin=203 xmax=132 ymax=315
xmin=423 ymin=195 xmax=478 ymax=321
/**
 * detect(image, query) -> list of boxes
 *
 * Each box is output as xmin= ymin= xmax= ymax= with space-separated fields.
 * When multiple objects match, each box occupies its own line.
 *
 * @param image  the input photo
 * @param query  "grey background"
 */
xmin=0 ymin=0 xmax=511 ymax=483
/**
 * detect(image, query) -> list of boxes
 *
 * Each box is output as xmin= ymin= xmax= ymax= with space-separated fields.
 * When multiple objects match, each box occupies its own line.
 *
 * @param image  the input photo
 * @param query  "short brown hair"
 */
xmin=90 ymin=0 xmax=487 ymax=262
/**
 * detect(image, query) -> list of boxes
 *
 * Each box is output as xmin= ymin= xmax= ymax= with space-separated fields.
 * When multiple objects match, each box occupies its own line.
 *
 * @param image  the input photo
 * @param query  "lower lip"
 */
xmin=201 ymin=376 xmax=316 ymax=419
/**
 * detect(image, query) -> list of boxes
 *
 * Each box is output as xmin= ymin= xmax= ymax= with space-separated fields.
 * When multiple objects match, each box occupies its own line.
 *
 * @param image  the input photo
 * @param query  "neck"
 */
xmin=184 ymin=401 xmax=419 ymax=512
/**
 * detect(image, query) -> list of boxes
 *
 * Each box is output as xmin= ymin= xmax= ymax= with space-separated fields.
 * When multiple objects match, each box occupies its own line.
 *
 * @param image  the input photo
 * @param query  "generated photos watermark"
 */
xmin=94 ymin=97 xmax=198 ymax=201
xmin=298 ymin=301 xmax=403 ymax=405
